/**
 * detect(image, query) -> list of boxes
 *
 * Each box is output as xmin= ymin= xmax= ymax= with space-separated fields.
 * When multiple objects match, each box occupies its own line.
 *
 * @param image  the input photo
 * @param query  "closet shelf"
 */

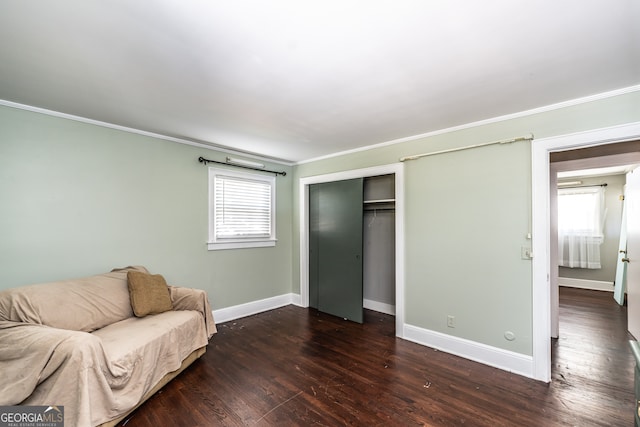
xmin=363 ymin=198 xmax=395 ymax=204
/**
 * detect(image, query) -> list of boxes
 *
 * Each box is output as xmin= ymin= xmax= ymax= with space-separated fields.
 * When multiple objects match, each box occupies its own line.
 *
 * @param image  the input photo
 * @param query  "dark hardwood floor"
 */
xmin=119 ymin=288 xmax=635 ymax=426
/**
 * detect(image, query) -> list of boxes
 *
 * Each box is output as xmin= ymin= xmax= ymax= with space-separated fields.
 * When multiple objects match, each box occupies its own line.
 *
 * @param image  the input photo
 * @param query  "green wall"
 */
xmin=293 ymin=90 xmax=640 ymax=356
xmin=0 ymin=105 xmax=293 ymax=309
xmin=1 ymin=89 xmax=638 ymax=356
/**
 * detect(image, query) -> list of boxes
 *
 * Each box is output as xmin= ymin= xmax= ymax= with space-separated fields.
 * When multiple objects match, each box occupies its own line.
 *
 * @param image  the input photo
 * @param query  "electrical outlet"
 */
xmin=447 ymin=315 xmax=455 ymax=328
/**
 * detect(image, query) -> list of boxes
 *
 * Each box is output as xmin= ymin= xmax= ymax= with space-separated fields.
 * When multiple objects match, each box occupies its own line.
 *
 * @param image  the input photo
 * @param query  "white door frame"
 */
xmin=299 ymin=163 xmax=405 ymax=337
xmin=531 ymin=121 xmax=640 ymax=382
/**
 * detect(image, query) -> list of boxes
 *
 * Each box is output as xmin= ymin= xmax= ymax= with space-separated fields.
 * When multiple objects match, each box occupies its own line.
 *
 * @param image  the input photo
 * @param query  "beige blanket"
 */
xmin=0 ymin=280 xmax=216 ymax=427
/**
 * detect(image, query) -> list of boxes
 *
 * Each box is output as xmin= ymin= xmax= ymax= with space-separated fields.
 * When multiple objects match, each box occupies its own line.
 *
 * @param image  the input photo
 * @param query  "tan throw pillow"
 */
xmin=127 ymin=271 xmax=173 ymax=317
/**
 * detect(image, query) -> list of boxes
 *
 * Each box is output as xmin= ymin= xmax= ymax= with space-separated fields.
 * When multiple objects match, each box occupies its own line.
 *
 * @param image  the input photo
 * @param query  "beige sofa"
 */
xmin=0 ymin=266 xmax=216 ymax=427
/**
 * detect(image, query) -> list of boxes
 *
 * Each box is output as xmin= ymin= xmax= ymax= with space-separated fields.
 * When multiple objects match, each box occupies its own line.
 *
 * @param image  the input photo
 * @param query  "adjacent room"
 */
xmin=1 ymin=1 xmax=639 ymax=426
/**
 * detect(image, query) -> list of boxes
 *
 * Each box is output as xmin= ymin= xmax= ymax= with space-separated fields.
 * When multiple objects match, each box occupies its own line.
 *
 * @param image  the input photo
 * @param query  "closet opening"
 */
xmin=308 ymin=174 xmax=396 ymax=323
xmin=299 ymin=163 xmax=405 ymax=336
xmin=363 ymin=174 xmax=396 ymax=316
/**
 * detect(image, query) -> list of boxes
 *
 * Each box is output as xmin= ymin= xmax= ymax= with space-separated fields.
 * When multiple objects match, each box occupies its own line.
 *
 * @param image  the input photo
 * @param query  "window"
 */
xmin=208 ymin=167 xmax=276 ymax=250
xmin=557 ymin=186 xmax=605 ymax=268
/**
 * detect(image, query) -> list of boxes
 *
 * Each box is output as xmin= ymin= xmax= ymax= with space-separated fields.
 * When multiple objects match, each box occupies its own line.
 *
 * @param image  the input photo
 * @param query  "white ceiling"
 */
xmin=0 ymin=1 xmax=638 ymax=163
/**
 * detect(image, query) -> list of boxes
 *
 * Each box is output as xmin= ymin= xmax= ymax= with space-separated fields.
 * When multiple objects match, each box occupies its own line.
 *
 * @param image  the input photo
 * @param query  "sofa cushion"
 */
xmin=127 ymin=271 xmax=173 ymax=317
xmin=91 ymin=310 xmax=209 ymax=408
xmin=92 ymin=310 xmax=207 ymax=373
xmin=0 ymin=266 xmax=148 ymax=332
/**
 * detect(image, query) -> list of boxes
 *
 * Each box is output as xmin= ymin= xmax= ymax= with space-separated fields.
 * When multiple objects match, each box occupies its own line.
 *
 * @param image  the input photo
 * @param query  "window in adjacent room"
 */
xmin=208 ymin=167 xmax=276 ymax=250
xmin=557 ymin=186 xmax=605 ymax=268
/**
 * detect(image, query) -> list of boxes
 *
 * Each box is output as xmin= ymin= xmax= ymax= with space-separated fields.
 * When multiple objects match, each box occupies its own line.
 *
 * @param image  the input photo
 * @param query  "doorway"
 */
xmin=299 ymin=163 xmax=405 ymax=337
xmin=550 ymin=151 xmax=640 ymax=339
xmin=549 ymin=159 xmax=637 ymax=395
xmin=531 ymin=122 xmax=640 ymax=382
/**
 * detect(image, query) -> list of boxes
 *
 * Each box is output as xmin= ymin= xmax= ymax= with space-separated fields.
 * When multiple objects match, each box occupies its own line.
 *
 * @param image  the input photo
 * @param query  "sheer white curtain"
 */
xmin=557 ymin=186 xmax=606 ymax=269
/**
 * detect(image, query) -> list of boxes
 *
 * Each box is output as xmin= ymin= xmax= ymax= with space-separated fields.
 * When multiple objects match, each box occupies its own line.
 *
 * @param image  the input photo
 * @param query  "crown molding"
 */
xmin=3 ymin=83 xmax=638 ymax=168
xmin=296 ymin=84 xmax=640 ymax=165
xmin=0 ymin=99 xmax=295 ymax=166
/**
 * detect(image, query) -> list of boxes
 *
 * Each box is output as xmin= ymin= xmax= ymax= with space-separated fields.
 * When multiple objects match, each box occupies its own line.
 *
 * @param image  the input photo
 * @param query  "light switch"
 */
xmin=521 ymin=246 xmax=533 ymax=259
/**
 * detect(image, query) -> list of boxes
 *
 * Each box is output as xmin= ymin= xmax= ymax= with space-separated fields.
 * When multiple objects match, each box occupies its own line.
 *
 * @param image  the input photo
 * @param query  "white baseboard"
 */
xmin=403 ymin=324 xmax=534 ymax=380
xmin=213 ymin=293 xmax=298 ymax=324
xmin=212 ymin=294 xmax=393 ymax=323
xmin=213 ymin=294 xmax=535 ymax=380
xmin=558 ymin=277 xmax=614 ymax=292
xmin=290 ymin=293 xmax=302 ymax=307
xmin=363 ymin=298 xmax=396 ymax=316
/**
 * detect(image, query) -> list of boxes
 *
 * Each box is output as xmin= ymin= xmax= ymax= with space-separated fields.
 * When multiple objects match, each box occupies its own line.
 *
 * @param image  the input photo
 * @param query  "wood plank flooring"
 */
xmin=119 ymin=287 xmax=635 ymax=426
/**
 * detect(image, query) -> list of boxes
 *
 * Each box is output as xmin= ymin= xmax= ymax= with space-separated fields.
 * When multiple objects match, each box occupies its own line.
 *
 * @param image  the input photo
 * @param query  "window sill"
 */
xmin=207 ymin=239 xmax=276 ymax=251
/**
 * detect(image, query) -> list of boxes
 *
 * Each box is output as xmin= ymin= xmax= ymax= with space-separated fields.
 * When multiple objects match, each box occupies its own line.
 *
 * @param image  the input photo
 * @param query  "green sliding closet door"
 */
xmin=309 ymin=178 xmax=364 ymax=323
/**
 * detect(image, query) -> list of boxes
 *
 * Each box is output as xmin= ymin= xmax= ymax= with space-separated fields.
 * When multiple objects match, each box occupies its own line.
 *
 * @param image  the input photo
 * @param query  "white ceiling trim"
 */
xmin=296 ymin=84 xmax=640 ymax=165
xmin=2 ymin=83 xmax=638 ymax=168
xmin=0 ymin=99 xmax=295 ymax=166
xmin=558 ymin=164 xmax=638 ymax=179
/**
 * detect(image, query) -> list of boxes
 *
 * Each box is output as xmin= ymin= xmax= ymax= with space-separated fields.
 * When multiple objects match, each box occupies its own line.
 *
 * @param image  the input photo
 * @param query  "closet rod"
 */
xmin=399 ymin=133 xmax=534 ymax=162
xmin=364 ymin=207 xmax=395 ymax=211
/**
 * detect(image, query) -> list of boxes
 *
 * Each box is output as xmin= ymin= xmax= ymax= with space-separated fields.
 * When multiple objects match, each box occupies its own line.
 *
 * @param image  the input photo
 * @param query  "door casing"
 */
xmin=532 ymin=121 xmax=640 ymax=382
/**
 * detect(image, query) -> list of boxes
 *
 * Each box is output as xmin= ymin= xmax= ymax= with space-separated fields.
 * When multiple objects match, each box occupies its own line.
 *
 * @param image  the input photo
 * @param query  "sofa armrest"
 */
xmin=168 ymin=286 xmax=217 ymax=338
xmin=0 ymin=321 xmax=101 ymax=405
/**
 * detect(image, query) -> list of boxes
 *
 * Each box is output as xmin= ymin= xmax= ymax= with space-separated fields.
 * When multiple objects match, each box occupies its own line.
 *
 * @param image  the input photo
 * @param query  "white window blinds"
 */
xmin=215 ymin=175 xmax=272 ymax=238
xmin=208 ymin=168 xmax=276 ymax=250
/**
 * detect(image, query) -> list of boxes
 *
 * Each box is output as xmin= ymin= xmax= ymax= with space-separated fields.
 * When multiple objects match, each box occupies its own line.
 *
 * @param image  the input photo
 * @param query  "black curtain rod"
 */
xmin=559 ymin=183 xmax=607 ymax=189
xmin=198 ymin=157 xmax=286 ymax=176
